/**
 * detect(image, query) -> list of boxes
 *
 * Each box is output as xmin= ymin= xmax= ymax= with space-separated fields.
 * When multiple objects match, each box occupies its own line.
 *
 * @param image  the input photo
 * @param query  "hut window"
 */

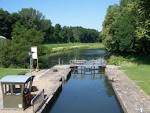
xmin=3 ymin=84 xmax=11 ymax=95
xmin=12 ymin=84 xmax=22 ymax=95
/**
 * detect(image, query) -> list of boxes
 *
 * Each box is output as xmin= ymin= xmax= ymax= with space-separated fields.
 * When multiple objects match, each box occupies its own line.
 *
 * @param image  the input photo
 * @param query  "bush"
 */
xmin=107 ymin=55 xmax=128 ymax=65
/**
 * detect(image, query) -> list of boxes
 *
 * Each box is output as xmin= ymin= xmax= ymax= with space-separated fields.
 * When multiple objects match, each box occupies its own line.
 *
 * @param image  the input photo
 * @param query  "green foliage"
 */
xmin=43 ymin=43 xmax=104 ymax=55
xmin=0 ymin=8 xmax=101 ymax=44
xmin=49 ymin=26 xmax=100 ymax=43
xmin=19 ymin=8 xmax=52 ymax=31
xmin=0 ymin=8 xmax=101 ymax=68
xmin=0 ymin=22 xmax=44 ymax=68
xmin=0 ymin=68 xmax=28 ymax=78
xmin=107 ymin=55 xmax=128 ymax=65
xmin=108 ymin=55 xmax=150 ymax=95
xmin=124 ymin=64 xmax=150 ymax=95
xmin=70 ymin=27 xmax=100 ymax=43
xmin=0 ymin=9 xmax=12 ymax=39
xmin=101 ymin=5 xmax=120 ymax=52
xmin=102 ymin=0 xmax=150 ymax=54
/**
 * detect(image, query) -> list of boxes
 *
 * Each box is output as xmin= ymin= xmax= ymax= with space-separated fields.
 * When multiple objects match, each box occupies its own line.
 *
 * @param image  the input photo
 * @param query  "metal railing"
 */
xmin=31 ymin=89 xmax=45 ymax=113
xmin=70 ymin=60 xmax=87 ymax=65
xmin=70 ymin=58 xmax=107 ymax=67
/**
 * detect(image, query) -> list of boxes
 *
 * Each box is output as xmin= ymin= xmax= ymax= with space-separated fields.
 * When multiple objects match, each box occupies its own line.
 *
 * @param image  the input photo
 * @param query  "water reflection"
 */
xmin=47 ymin=48 xmax=106 ymax=68
xmin=72 ymin=67 xmax=105 ymax=80
xmin=47 ymin=67 xmax=123 ymax=113
xmin=46 ymin=48 xmax=123 ymax=113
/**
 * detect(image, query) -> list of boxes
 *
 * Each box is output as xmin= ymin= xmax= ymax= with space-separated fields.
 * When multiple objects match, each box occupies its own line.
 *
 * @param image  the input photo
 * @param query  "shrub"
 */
xmin=107 ymin=55 xmax=128 ymax=65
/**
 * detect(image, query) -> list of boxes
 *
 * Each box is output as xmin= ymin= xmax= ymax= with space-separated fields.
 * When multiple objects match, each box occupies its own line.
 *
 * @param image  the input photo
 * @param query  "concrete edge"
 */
xmin=112 ymin=84 xmax=128 ymax=113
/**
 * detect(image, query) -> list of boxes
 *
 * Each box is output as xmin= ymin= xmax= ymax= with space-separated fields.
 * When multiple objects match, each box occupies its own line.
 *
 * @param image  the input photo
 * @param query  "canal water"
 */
xmin=47 ymin=48 xmax=106 ymax=67
xmin=46 ymin=49 xmax=123 ymax=113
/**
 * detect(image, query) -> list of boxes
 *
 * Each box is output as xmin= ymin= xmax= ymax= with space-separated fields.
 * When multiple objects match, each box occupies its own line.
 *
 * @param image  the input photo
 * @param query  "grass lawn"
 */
xmin=0 ymin=68 xmax=29 ymax=79
xmin=0 ymin=43 xmax=103 ymax=78
xmin=108 ymin=55 xmax=150 ymax=95
xmin=44 ymin=43 xmax=104 ymax=49
xmin=43 ymin=43 xmax=104 ymax=55
xmin=122 ymin=63 xmax=150 ymax=95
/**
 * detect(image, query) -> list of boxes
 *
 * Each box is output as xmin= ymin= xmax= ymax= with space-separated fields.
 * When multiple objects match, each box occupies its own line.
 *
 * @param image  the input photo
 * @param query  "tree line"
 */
xmin=101 ymin=0 xmax=150 ymax=55
xmin=0 ymin=8 xmax=100 ymax=43
xmin=0 ymin=8 xmax=100 ymax=68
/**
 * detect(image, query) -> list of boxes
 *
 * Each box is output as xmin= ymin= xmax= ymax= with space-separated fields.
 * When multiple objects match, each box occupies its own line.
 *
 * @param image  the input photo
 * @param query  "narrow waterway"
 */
xmin=46 ymin=49 xmax=123 ymax=113
xmin=47 ymin=48 xmax=106 ymax=67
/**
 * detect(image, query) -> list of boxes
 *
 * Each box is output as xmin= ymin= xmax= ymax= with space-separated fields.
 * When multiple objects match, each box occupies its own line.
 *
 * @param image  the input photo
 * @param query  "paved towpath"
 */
xmin=106 ymin=65 xmax=150 ymax=113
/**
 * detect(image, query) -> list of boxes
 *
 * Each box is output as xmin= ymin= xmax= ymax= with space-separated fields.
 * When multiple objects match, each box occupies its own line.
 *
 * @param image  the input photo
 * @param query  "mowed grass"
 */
xmin=122 ymin=64 xmax=150 ymax=95
xmin=108 ymin=55 xmax=150 ymax=95
xmin=44 ymin=43 xmax=104 ymax=49
xmin=0 ymin=43 xmax=104 ymax=78
xmin=0 ymin=68 xmax=29 ymax=78
xmin=43 ymin=43 xmax=104 ymax=54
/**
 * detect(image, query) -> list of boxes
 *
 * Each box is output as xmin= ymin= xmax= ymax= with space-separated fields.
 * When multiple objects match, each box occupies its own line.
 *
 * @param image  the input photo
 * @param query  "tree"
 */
xmin=101 ymin=5 xmax=120 ymax=51
xmin=53 ymin=24 xmax=62 ymax=43
xmin=0 ymin=22 xmax=44 ymax=67
xmin=101 ymin=0 xmax=150 ymax=54
xmin=135 ymin=0 xmax=150 ymax=54
xmin=72 ymin=27 xmax=81 ymax=42
xmin=0 ymin=7 xmax=101 ymax=68
xmin=19 ymin=8 xmax=53 ymax=43
xmin=0 ymin=9 xmax=12 ymax=39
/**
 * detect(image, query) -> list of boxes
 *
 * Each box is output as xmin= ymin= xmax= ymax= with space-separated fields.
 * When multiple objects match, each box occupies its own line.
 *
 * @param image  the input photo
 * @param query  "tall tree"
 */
xmin=101 ymin=0 xmax=150 ymax=54
xmin=53 ymin=24 xmax=62 ymax=43
xmin=0 ymin=22 xmax=44 ymax=67
xmin=0 ymin=9 xmax=12 ymax=39
xmin=135 ymin=0 xmax=150 ymax=54
xmin=101 ymin=5 xmax=120 ymax=52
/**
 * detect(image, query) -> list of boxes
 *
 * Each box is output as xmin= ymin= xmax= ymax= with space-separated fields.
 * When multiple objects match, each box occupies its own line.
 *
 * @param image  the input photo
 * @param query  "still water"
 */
xmin=47 ymin=48 xmax=106 ymax=67
xmin=46 ymin=49 xmax=123 ymax=113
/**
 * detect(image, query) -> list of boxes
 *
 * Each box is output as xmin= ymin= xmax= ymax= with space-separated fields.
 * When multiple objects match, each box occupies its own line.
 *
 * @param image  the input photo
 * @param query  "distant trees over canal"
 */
xmin=0 ymin=8 xmax=100 ymax=43
xmin=0 ymin=8 xmax=101 ymax=68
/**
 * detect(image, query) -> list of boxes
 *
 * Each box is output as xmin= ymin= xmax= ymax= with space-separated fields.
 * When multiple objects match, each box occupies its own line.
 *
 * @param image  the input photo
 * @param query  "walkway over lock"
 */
xmin=70 ymin=58 xmax=107 ymax=68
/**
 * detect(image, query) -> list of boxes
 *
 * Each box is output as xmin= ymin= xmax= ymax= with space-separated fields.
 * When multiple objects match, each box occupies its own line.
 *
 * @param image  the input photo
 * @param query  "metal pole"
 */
xmin=36 ymin=58 xmax=39 ymax=71
xmin=30 ymin=54 xmax=33 ymax=76
xmin=62 ymin=60 xmax=63 ymax=65
xmin=58 ymin=58 xmax=60 ymax=65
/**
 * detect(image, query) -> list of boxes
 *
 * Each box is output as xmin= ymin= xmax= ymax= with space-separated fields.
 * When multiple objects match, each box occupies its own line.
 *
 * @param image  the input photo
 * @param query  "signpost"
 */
xmin=31 ymin=47 xmax=37 ymax=59
xmin=29 ymin=46 xmax=39 ymax=75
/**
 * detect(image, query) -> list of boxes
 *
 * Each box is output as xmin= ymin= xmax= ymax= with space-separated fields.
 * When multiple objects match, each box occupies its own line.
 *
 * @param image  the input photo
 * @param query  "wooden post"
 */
xmin=36 ymin=58 xmax=39 ymax=71
xmin=58 ymin=58 xmax=60 ymax=65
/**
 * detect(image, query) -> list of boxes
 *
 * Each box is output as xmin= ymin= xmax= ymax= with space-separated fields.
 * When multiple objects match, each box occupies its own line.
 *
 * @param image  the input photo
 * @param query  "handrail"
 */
xmin=31 ymin=89 xmax=45 ymax=113
xmin=70 ymin=59 xmax=107 ymax=66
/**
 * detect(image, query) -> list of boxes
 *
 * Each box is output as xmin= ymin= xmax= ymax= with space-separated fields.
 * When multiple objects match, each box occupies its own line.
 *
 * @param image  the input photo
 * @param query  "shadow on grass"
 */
xmin=126 ymin=55 xmax=150 ymax=65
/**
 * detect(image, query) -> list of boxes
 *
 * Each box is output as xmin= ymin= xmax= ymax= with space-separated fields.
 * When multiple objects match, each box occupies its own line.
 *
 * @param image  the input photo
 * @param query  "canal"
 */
xmin=46 ymin=49 xmax=123 ymax=113
xmin=46 ymin=48 xmax=106 ymax=67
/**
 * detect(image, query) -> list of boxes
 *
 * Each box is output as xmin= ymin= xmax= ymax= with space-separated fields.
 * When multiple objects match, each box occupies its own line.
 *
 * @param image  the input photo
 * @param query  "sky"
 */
xmin=0 ymin=0 xmax=119 ymax=31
